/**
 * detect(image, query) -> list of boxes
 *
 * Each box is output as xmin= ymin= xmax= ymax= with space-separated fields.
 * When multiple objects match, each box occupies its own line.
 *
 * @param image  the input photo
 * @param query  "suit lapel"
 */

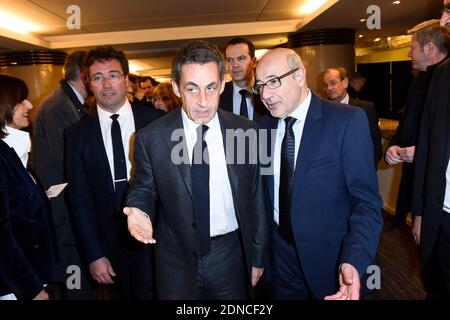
xmin=163 ymin=108 xmax=193 ymax=200
xmin=1 ymin=141 xmax=41 ymax=194
xmin=292 ymin=94 xmax=323 ymax=193
xmin=264 ymin=116 xmax=278 ymax=209
xmin=89 ymin=109 xmax=115 ymax=195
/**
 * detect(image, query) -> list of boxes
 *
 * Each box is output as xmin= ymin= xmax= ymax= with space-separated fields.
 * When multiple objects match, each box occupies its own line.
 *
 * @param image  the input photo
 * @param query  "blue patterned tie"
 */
xmin=191 ymin=125 xmax=210 ymax=256
xmin=279 ymin=116 xmax=296 ymax=244
xmin=110 ymin=114 xmax=128 ymax=209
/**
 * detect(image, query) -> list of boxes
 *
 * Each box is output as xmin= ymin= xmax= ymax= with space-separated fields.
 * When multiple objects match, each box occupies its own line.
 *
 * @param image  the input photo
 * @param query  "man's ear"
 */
xmin=219 ymin=77 xmax=226 ymax=94
xmin=296 ymin=67 xmax=306 ymax=88
xmin=423 ymin=42 xmax=435 ymax=57
xmin=251 ymin=56 xmax=257 ymax=69
xmin=172 ymin=80 xmax=181 ymax=98
xmin=342 ymin=77 xmax=349 ymax=89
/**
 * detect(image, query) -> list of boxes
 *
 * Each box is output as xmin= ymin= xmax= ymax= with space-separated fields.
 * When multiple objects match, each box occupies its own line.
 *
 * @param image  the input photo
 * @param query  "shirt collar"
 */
xmin=284 ymin=89 xmax=311 ymax=124
xmin=67 ymin=81 xmax=85 ymax=104
xmin=340 ymin=94 xmax=350 ymax=105
xmin=232 ymin=77 xmax=255 ymax=95
xmin=181 ymin=108 xmax=220 ymax=136
xmin=97 ymin=99 xmax=133 ymax=126
xmin=3 ymin=126 xmax=31 ymax=167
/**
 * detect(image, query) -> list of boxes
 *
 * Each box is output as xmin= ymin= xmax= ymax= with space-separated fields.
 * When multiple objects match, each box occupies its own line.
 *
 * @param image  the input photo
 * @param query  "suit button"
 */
xmin=34 ymin=244 xmax=40 ymax=250
xmin=192 ymin=251 xmax=198 ymax=258
xmin=192 ymin=222 xmax=197 ymax=229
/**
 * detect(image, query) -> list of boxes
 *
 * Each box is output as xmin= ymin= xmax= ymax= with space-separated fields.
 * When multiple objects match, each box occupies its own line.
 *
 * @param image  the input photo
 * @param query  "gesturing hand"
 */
xmin=123 ymin=206 xmax=156 ymax=244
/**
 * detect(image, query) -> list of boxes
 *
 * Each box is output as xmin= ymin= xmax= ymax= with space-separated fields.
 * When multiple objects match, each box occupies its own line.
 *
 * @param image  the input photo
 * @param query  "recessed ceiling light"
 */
xmin=358 ymin=34 xmax=364 ymax=38
xmin=0 ymin=12 xmax=41 ymax=34
xmin=392 ymin=1 xmax=401 ymax=4
xmin=298 ymin=0 xmax=328 ymax=15
xmin=360 ymin=19 xmax=367 ymax=22
xmin=374 ymin=38 xmax=381 ymax=42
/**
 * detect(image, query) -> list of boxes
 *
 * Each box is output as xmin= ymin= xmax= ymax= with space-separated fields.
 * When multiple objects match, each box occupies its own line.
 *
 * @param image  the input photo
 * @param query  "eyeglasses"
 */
xmin=322 ymin=78 xmax=345 ymax=89
xmin=252 ymin=68 xmax=299 ymax=94
xmin=90 ymin=71 xmax=125 ymax=85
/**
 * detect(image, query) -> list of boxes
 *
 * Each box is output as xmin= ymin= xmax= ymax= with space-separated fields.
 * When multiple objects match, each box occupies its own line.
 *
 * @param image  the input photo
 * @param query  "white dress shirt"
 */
xmin=340 ymin=94 xmax=350 ymax=105
xmin=3 ymin=126 xmax=31 ymax=168
xmin=97 ymin=100 xmax=136 ymax=185
xmin=232 ymin=80 xmax=255 ymax=120
xmin=181 ymin=109 xmax=239 ymax=237
xmin=273 ymin=89 xmax=312 ymax=225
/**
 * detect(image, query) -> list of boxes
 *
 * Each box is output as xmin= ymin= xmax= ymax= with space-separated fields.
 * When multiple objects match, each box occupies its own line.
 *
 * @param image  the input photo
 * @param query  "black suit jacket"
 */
xmin=348 ymin=98 xmax=382 ymax=166
xmin=0 ymin=140 xmax=57 ymax=299
xmin=126 ymin=108 xmax=269 ymax=299
xmin=386 ymin=60 xmax=444 ymax=224
xmin=218 ymin=81 xmax=268 ymax=121
xmin=413 ymin=57 xmax=450 ymax=265
xmin=64 ymin=103 xmax=164 ymax=268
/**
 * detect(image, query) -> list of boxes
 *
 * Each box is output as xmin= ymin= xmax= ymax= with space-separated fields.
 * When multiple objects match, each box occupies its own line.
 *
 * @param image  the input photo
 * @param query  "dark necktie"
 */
xmin=191 ymin=125 xmax=210 ymax=257
xmin=239 ymin=89 xmax=249 ymax=118
xmin=279 ymin=116 xmax=297 ymax=244
xmin=110 ymin=114 xmax=128 ymax=209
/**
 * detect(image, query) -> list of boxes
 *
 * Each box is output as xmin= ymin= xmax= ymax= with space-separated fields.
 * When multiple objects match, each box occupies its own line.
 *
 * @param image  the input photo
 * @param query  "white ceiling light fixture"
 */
xmin=255 ymin=49 xmax=269 ymax=60
xmin=393 ymin=1 xmax=401 ymax=5
xmin=0 ymin=11 xmax=42 ymax=35
xmin=128 ymin=60 xmax=153 ymax=74
xmin=298 ymin=0 xmax=329 ymax=15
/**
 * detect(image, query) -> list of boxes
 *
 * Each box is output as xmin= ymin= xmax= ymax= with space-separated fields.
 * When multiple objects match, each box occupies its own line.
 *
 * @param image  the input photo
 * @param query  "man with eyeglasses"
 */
xmin=64 ymin=46 xmax=164 ymax=299
xmin=322 ymin=67 xmax=382 ymax=168
xmin=219 ymin=38 xmax=268 ymax=121
xmin=256 ymin=48 xmax=382 ymax=300
xmin=412 ymin=0 xmax=450 ymax=299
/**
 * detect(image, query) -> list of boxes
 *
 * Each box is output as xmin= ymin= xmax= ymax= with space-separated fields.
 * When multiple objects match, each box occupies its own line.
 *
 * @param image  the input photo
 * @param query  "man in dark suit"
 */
xmin=218 ymin=38 xmax=268 ymax=121
xmin=139 ymin=76 xmax=158 ymax=107
xmin=385 ymin=21 xmax=449 ymax=227
xmin=32 ymin=50 xmax=92 ymax=299
xmin=412 ymin=2 xmax=450 ymax=299
xmin=256 ymin=48 xmax=382 ymax=300
xmin=124 ymin=41 xmax=268 ymax=299
xmin=65 ymin=47 xmax=164 ymax=299
xmin=323 ymin=67 xmax=382 ymax=167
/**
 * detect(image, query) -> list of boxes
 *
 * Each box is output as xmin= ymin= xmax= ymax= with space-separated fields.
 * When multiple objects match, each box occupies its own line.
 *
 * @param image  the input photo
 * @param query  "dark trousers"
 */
xmin=423 ymin=212 xmax=450 ymax=299
xmin=110 ymin=243 xmax=154 ymax=300
xmin=271 ymin=225 xmax=312 ymax=300
xmin=193 ymin=230 xmax=248 ymax=300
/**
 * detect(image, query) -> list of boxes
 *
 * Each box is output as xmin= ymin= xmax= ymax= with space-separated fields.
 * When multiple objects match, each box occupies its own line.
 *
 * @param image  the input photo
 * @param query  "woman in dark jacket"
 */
xmin=0 ymin=74 xmax=58 ymax=300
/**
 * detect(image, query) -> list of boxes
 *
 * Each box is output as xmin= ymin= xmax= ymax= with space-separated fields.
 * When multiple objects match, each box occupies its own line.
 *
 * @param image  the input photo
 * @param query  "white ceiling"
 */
xmin=0 ymin=0 xmax=442 ymax=78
